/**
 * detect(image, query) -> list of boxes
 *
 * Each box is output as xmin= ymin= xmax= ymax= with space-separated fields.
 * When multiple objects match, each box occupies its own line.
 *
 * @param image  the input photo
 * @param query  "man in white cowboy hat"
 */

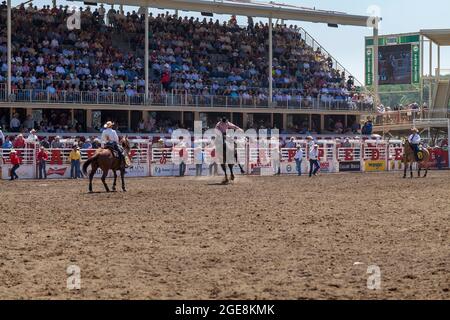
xmin=101 ymin=121 xmax=128 ymax=167
xmin=408 ymin=127 xmax=422 ymax=161
xmin=309 ymin=144 xmax=321 ymax=177
xmin=26 ymin=129 xmax=38 ymax=143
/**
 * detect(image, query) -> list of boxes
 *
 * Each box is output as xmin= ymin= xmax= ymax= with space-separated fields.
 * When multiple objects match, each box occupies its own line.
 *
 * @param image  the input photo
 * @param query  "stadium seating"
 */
xmin=0 ymin=4 xmax=370 ymax=105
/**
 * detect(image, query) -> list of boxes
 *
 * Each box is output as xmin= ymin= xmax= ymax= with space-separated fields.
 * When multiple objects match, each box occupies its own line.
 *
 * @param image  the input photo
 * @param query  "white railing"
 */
xmin=4 ymin=88 xmax=373 ymax=111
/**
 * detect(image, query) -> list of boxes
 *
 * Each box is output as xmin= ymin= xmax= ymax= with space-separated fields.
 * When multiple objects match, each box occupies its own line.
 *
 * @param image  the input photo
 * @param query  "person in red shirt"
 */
xmin=13 ymin=134 xmax=26 ymax=149
xmin=37 ymin=146 xmax=49 ymax=179
xmin=9 ymin=149 xmax=22 ymax=180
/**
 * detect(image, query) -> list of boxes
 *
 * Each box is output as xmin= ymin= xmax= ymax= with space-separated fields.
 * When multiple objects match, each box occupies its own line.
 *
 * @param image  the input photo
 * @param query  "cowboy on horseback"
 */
xmin=408 ymin=128 xmax=422 ymax=161
xmin=215 ymin=116 xmax=243 ymax=183
xmin=101 ymin=121 xmax=129 ymax=168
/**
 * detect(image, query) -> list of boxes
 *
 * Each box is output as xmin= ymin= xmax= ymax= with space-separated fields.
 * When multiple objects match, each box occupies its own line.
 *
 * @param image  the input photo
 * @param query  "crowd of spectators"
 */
xmin=0 ymin=3 xmax=372 ymax=108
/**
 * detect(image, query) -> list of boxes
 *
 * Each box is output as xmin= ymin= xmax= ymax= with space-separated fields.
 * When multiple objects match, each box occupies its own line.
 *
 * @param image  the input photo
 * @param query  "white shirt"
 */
xmin=294 ymin=148 xmax=304 ymax=160
xmin=101 ymin=128 xmax=119 ymax=144
xmin=309 ymin=148 xmax=319 ymax=160
xmin=0 ymin=129 xmax=4 ymax=141
xmin=408 ymin=133 xmax=421 ymax=145
xmin=26 ymin=134 xmax=38 ymax=142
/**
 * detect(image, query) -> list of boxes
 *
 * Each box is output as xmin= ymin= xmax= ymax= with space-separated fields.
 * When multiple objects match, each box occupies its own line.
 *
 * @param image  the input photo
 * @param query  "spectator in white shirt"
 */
xmin=26 ymin=129 xmax=39 ymax=143
xmin=294 ymin=145 xmax=304 ymax=176
xmin=309 ymin=144 xmax=320 ymax=177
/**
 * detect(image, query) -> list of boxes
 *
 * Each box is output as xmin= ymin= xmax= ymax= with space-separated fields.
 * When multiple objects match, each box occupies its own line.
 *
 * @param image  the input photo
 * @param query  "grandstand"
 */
xmin=0 ymin=0 xmax=375 ymax=135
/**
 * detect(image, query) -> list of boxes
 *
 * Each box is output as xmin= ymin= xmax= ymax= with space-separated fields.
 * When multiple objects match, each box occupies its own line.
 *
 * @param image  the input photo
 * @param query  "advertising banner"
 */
xmin=365 ymin=160 xmax=387 ymax=172
xmin=339 ymin=161 xmax=362 ymax=172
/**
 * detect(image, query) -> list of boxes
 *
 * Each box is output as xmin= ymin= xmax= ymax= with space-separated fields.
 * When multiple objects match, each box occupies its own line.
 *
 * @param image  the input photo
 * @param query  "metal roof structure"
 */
xmin=91 ymin=0 xmax=372 ymax=27
xmin=421 ymin=29 xmax=450 ymax=46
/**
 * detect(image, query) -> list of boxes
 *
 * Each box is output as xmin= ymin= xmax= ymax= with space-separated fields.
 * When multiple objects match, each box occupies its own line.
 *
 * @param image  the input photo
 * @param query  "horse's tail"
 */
xmin=82 ymin=153 xmax=99 ymax=175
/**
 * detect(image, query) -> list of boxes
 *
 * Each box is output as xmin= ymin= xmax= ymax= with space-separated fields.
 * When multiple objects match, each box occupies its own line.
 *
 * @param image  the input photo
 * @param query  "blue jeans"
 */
xmin=196 ymin=164 xmax=203 ymax=176
xmin=295 ymin=159 xmax=302 ymax=176
xmin=71 ymin=160 xmax=81 ymax=179
xmin=38 ymin=160 xmax=47 ymax=179
xmin=10 ymin=164 xmax=20 ymax=180
xmin=179 ymin=162 xmax=186 ymax=176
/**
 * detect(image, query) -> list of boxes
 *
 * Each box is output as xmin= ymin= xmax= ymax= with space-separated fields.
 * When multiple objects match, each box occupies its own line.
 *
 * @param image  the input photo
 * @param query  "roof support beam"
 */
xmin=95 ymin=0 xmax=371 ymax=27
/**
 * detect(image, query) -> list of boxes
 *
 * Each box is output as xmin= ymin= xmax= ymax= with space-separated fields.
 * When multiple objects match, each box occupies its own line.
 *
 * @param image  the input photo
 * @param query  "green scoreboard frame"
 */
xmin=365 ymin=33 xmax=421 ymax=86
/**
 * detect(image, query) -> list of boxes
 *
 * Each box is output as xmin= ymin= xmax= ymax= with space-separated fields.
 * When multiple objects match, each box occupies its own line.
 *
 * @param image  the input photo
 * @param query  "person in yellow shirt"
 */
xmin=69 ymin=145 xmax=82 ymax=179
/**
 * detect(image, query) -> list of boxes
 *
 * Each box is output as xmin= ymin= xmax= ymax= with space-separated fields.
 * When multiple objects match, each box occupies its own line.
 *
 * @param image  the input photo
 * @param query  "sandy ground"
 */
xmin=0 ymin=171 xmax=449 ymax=300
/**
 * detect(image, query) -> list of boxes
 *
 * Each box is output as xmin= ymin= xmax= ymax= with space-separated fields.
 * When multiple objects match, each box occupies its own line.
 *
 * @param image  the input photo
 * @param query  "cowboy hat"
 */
xmin=411 ymin=128 xmax=419 ymax=133
xmin=104 ymin=121 xmax=114 ymax=128
xmin=30 ymin=129 xmax=36 ymax=133
xmin=10 ymin=149 xmax=17 ymax=153
xmin=306 ymin=136 xmax=313 ymax=140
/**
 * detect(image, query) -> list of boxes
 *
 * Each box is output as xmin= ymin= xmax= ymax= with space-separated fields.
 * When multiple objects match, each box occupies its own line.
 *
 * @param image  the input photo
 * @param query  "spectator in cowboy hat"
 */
xmin=26 ymin=129 xmax=39 ymax=143
xmin=285 ymin=137 xmax=296 ymax=149
xmin=9 ymin=149 xmax=22 ymax=181
xmin=13 ymin=134 xmax=26 ymax=149
xmin=69 ymin=145 xmax=82 ymax=179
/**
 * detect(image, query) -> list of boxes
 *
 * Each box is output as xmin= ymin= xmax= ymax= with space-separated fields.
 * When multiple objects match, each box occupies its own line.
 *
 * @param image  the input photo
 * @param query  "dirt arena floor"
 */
xmin=0 ymin=171 xmax=449 ymax=300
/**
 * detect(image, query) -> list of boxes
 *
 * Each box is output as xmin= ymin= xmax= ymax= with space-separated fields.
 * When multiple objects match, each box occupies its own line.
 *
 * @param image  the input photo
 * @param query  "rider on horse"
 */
xmin=215 ymin=117 xmax=242 ymax=136
xmin=408 ymin=128 xmax=422 ymax=161
xmin=101 ymin=121 xmax=129 ymax=168
xmin=215 ymin=117 xmax=243 ymax=150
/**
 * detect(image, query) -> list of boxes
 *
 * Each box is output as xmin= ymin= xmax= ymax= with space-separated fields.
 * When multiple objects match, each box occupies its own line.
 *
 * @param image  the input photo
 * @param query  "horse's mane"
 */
xmin=121 ymin=137 xmax=130 ymax=150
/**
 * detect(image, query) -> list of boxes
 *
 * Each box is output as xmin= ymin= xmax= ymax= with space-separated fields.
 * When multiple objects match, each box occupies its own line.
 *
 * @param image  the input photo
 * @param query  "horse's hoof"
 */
xmin=230 ymin=175 xmax=235 ymax=181
xmin=221 ymin=179 xmax=229 ymax=185
xmin=122 ymin=189 xmax=127 ymax=192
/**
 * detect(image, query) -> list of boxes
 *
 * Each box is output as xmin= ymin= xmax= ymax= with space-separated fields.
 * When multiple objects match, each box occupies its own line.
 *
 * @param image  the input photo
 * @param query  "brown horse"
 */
xmin=403 ymin=140 xmax=430 ymax=178
xmin=82 ymin=138 xmax=130 ymax=192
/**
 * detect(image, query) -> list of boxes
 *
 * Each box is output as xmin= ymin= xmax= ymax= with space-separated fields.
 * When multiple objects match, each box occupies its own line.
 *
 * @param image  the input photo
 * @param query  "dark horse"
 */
xmin=82 ymin=138 xmax=130 ymax=192
xmin=403 ymin=140 xmax=430 ymax=179
xmin=216 ymin=135 xmax=236 ymax=184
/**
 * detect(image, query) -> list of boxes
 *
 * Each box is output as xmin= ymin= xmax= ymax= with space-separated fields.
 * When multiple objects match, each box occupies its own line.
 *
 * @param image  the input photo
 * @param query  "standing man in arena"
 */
xmin=37 ymin=146 xmax=49 ymax=179
xmin=294 ymin=145 xmax=304 ymax=176
xmin=309 ymin=144 xmax=321 ymax=177
xmin=176 ymin=136 xmax=188 ymax=177
xmin=9 ymin=149 xmax=22 ymax=181
xmin=101 ymin=121 xmax=128 ymax=167
xmin=69 ymin=145 xmax=82 ymax=179
xmin=408 ymin=128 xmax=422 ymax=161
